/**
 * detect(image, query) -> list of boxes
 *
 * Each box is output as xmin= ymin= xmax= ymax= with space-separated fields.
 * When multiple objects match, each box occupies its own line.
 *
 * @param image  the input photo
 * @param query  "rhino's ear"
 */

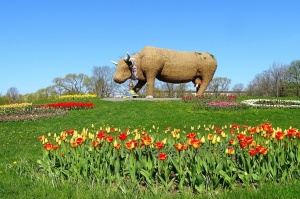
xmin=111 ymin=61 xmax=118 ymax=66
xmin=124 ymin=52 xmax=131 ymax=62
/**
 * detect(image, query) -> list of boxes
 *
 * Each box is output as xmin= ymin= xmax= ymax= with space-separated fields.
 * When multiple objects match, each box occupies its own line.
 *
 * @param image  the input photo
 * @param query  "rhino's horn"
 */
xmin=124 ymin=52 xmax=131 ymax=62
xmin=111 ymin=61 xmax=118 ymax=65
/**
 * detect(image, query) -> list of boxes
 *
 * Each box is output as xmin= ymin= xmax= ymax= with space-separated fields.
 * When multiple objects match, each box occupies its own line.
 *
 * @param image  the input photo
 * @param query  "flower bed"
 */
xmin=0 ymin=101 xmax=94 ymax=122
xmin=59 ymin=94 xmax=97 ymax=100
xmin=241 ymin=99 xmax=300 ymax=108
xmin=45 ymin=102 xmax=95 ymax=110
xmin=182 ymin=94 xmax=242 ymax=110
xmin=38 ymin=123 xmax=300 ymax=192
xmin=0 ymin=102 xmax=32 ymax=109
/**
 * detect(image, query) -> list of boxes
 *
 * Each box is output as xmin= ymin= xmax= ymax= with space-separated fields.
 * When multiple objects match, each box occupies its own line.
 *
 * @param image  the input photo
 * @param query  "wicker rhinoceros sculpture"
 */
xmin=112 ymin=46 xmax=217 ymax=98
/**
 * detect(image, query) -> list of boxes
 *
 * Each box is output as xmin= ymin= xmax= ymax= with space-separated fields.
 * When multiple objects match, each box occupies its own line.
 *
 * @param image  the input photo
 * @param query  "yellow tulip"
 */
xmin=201 ymin=136 xmax=205 ymax=143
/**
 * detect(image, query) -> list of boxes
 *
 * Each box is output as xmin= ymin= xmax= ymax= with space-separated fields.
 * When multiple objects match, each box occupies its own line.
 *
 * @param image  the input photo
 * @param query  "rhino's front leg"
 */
xmin=133 ymin=80 xmax=146 ymax=93
xmin=146 ymin=77 xmax=155 ymax=98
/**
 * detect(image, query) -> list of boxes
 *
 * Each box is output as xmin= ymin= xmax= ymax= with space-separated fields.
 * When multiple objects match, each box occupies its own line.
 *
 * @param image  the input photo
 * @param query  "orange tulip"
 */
xmin=260 ymin=147 xmax=268 ymax=155
xmin=52 ymin=144 xmax=59 ymax=150
xmin=60 ymin=135 xmax=66 ymax=141
xmin=174 ymin=143 xmax=185 ymax=151
xmin=113 ymin=141 xmax=121 ymax=150
xmin=275 ymin=132 xmax=285 ymax=140
xmin=191 ymin=139 xmax=201 ymax=149
xmin=92 ymin=140 xmax=100 ymax=147
xmin=226 ymin=147 xmax=235 ymax=155
xmin=125 ymin=140 xmax=137 ymax=150
xmin=105 ymin=135 xmax=114 ymax=143
xmin=229 ymin=139 xmax=236 ymax=145
xmin=43 ymin=142 xmax=53 ymax=151
xmin=141 ymin=136 xmax=152 ymax=146
xmin=38 ymin=135 xmax=46 ymax=141
xmin=71 ymin=142 xmax=78 ymax=148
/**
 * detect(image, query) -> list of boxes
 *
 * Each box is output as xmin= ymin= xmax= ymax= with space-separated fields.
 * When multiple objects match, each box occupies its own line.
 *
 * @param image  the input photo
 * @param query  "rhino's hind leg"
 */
xmin=196 ymin=77 xmax=211 ymax=96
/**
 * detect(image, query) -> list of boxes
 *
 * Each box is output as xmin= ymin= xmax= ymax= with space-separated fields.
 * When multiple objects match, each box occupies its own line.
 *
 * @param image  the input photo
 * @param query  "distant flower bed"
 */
xmin=182 ymin=94 xmax=242 ymax=110
xmin=0 ymin=101 xmax=94 ymax=122
xmin=59 ymin=94 xmax=97 ymax=100
xmin=45 ymin=102 xmax=95 ymax=110
xmin=0 ymin=102 xmax=32 ymax=109
xmin=182 ymin=94 xmax=237 ymax=103
xmin=241 ymin=99 xmax=300 ymax=108
xmin=207 ymin=102 xmax=238 ymax=106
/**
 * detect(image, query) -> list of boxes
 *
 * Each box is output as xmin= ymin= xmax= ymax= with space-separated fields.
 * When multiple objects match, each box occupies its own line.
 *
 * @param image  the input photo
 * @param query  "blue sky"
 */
xmin=1 ymin=0 xmax=299 ymax=94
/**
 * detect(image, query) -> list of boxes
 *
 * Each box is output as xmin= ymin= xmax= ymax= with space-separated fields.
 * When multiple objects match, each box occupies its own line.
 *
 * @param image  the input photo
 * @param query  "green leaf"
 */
xmin=219 ymin=170 xmax=231 ymax=183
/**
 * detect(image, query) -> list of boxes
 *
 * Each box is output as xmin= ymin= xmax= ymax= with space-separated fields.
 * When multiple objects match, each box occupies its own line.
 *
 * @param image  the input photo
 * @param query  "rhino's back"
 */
xmin=138 ymin=46 xmax=217 ymax=83
xmin=140 ymin=46 xmax=214 ymax=62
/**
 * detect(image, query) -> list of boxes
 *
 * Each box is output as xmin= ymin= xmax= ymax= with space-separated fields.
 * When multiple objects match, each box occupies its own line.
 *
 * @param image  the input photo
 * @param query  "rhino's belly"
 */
xmin=156 ymin=72 xmax=194 ymax=83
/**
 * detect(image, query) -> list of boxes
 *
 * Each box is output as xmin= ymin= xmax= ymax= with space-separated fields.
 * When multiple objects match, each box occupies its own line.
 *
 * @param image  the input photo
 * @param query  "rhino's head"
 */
xmin=112 ymin=52 xmax=133 ymax=83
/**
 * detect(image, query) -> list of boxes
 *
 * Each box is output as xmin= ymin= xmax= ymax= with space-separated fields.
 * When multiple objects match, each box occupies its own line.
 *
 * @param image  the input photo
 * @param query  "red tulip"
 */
xmin=187 ymin=133 xmax=196 ymax=140
xmin=76 ymin=137 xmax=84 ymax=145
xmin=155 ymin=141 xmax=165 ymax=150
xmin=158 ymin=153 xmax=167 ymax=161
xmin=118 ymin=133 xmax=127 ymax=141
xmin=244 ymin=136 xmax=253 ymax=144
xmin=248 ymin=148 xmax=258 ymax=156
xmin=97 ymin=130 xmax=106 ymax=140
xmin=239 ymin=141 xmax=248 ymax=149
xmin=236 ymin=133 xmax=246 ymax=141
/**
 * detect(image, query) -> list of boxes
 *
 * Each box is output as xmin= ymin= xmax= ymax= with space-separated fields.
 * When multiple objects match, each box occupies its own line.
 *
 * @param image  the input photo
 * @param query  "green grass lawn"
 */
xmin=1 ymin=98 xmax=300 ymax=198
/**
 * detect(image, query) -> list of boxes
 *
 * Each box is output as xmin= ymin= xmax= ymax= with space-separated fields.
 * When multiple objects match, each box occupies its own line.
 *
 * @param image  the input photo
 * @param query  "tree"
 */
xmin=232 ymin=83 xmax=244 ymax=96
xmin=35 ymin=86 xmax=60 ymax=100
xmin=52 ymin=73 xmax=90 ymax=94
xmin=268 ymin=62 xmax=287 ymax=97
xmin=285 ymin=60 xmax=300 ymax=97
xmin=207 ymin=77 xmax=231 ymax=94
xmin=91 ymin=66 xmax=118 ymax=97
xmin=160 ymin=82 xmax=175 ymax=97
xmin=6 ymin=87 xmax=19 ymax=103
xmin=175 ymin=83 xmax=188 ymax=98
xmin=0 ymin=93 xmax=6 ymax=105
xmin=246 ymin=62 xmax=288 ymax=97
